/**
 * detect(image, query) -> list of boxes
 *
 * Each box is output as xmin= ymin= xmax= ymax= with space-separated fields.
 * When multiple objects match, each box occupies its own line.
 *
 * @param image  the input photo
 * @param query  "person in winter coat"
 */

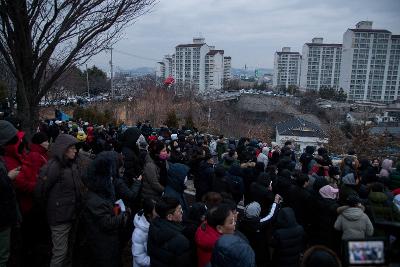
xmin=309 ymin=185 xmax=340 ymax=250
xmin=257 ymin=147 xmax=269 ymax=170
xmin=271 ymin=207 xmax=306 ymax=267
xmin=195 ymin=155 xmax=215 ymax=202
xmin=209 ymin=234 xmax=256 ymax=267
xmin=368 ymin=182 xmax=393 ymax=221
xmin=340 ymin=151 xmax=359 ymax=177
xmin=81 ymin=151 xmax=130 ymax=267
xmin=2 ymin=126 xmax=27 ymax=172
xmin=120 ymin=127 xmax=143 ymax=186
xmin=14 ymin=132 xmax=49 ymax=215
xmin=164 ymin=162 xmax=190 ymax=215
xmin=239 ymin=197 xmax=281 ymax=267
xmin=41 ymin=133 xmax=85 ymax=267
xmin=339 ymin=173 xmax=360 ymax=205
xmin=142 ymin=140 xmax=167 ymax=200
xmin=216 ymin=135 xmax=227 ymax=162
xmin=132 ymin=198 xmax=157 ymax=267
xmin=147 ymin=196 xmax=192 ymax=267
xmin=334 ymin=196 xmax=374 ymax=240
xmin=181 ymin=202 xmax=208 ymax=265
xmin=0 ymin=120 xmax=19 ymax=267
xmin=13 ymin=132 xmax=49 ymax=266
xmin=249 ymin=173 xmax=275 ymax=217
xmin=195 ymin=204 xmax=237 ymax=267
xmin=285 ymin=173 xmax=312 ymax=228
xmin=212 ymin=165 xmax=232 ymax=198
xmin=379 ymin=158 xmax=393 ymax=186
xmin=299 ymin=146 xmax=315 ymax=174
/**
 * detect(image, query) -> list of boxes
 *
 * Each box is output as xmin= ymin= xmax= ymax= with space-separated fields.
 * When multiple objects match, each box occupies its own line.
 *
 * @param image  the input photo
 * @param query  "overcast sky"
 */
xmin=88 ymin=0 xmax=400 ymax=72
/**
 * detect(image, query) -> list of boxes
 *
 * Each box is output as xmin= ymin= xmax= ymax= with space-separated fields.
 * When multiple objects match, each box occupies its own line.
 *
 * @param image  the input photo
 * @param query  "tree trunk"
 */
xmin=16 ymin=80 xmax=39 ymax=137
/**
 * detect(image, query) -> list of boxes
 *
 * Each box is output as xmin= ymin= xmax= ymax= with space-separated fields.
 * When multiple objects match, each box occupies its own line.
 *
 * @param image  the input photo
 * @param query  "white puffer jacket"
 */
xmin=132 ymin=212 xmax=150 ymax=267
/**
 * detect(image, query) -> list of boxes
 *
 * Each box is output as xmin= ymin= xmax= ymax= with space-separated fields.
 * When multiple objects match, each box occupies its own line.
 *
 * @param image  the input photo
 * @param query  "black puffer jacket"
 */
xmin=147 ymin=218 xmax=192 ymax=267
xmin=271 ymin=207 xmax=305 ymax=267
xmin=80 ymin=151 xmax=129 ymax=267
xmin=239 ymin=217 xmax=272 ymax=267
xmin=249 ymin=182 xmax=274 ymax=216
xmin=195 ymin=160 xmax=214 ymax=201
xmin=285 ymin=185 xmax=312 ymax=227
xmin=309 ymin=194 xmax=340 ymax=249
xmin=44 ymin=134 xmax=85 ymax=226
xmin=82 ymin=191 xmax=128 ymax=267
xmin=121 ymin=128 xmax=143 ymax=184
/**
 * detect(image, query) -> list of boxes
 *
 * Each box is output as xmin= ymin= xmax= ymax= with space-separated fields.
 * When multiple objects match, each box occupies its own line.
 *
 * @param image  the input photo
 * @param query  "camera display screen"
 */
xmin=348 ymin=240 xmax=385 ymax=265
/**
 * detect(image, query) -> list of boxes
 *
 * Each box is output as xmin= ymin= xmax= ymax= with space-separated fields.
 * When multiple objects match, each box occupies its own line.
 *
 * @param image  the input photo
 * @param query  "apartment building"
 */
xmin=205 ymin=50 xmax=224 ymax=91
xmin=273 ymin=47 xmax=301 ymax=88
xmin=224 ymin=56 xmax=232 ymax=81
xmin=158 ymin=37 xmax=231 ymax=94
xmin=300 ymin=38 xmax=342 ymax=91
xmin=340 ymin=21 xmax=400 ymax=102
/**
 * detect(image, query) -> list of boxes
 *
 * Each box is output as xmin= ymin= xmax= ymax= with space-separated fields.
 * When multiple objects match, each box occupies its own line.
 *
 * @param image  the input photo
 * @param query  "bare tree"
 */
xmin=0 ymin=0 xmax=155 ymax=132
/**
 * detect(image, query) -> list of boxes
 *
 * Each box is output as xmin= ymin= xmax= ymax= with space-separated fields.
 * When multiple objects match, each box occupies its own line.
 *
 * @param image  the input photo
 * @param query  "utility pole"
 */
xmin=109 ymin=47 xmax=114 ymax=99
xmin=85 ymin=64 xmax=90 ymax=98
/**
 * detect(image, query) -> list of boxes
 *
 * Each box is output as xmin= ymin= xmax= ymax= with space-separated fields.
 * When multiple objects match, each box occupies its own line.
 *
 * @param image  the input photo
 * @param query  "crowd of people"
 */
xmin=1 ymin=117 xmax=400 ymax=267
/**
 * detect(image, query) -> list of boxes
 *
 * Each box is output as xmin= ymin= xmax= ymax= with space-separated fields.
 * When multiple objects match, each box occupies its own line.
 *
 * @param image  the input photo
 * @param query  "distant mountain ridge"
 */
xmin=115 ymin=67 xmax=155 ymax=76
xmin=231 ymin=67 xmax=273 ymax=77
xmin=115 ymin=66 xmax=273 ymax=77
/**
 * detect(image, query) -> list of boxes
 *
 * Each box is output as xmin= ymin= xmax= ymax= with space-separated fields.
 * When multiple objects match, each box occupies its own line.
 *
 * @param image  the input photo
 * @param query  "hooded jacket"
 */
xmin=271 ymin=207 xmax=305 ymax=267
xmin=81 ymin=151 xmax=129 ymax=267
xmin=121 ymin=127 xmax=143 ymax=183
xmin=14 ymin=143 xmax=48 ymax=215
xmin=334 ymin=207 xmax=373 ymax=240
xmin=3 ymin=130 xmax=26 ymax=171
xmin=368 ymin=191 xmax=393 ymax=220
xmin=142 ymin=154 xmax=164 ymax=200
xmin=195 ymin=222 xmax=222 ymax=267
xmin=164 ymin=163 xmax=189 ymax=213
xmin=43 ymin=134 xmax=84 ymax=226
xmin=132 ymin=212 xmax=151 ymax=267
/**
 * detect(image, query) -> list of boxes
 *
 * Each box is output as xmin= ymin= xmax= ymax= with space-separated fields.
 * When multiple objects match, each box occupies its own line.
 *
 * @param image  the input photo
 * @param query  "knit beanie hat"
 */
xmin=0 ymin=120 xmax=18 ymax=145
xmin=31 ymin=132 xmax=49 ymax=144
xmin=319 ymin=185 xmax=339 ymax=199
xmin=244 ymin=202 xmax=261 ymax=218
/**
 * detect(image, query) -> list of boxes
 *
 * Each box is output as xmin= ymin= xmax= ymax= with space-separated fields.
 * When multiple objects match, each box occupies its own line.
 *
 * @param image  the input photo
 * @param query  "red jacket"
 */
xmin=3 ymin=131 xmax=26 ymax=171
xmin=13 ymin=144 xmax=48 ymax=214
xmin=195 ymin=222 xmax=222 ymax=267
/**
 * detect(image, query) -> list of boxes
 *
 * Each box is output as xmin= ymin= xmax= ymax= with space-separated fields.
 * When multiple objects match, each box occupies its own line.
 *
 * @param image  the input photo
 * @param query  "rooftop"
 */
xmin=370 ymin=127 xmax=400 ymax=137
xmin=349 ymin=28 xmax=391 ymax=33
xmin=276 ymin=52 xmax=301 ymax=56
xmin=176 ymin=43 xmax=204 ymax=48
xmin=207 ymin=50 xmax=224 ymax=56
xmin=276 ymin=117 xmax=327 ymax=138
xmin=305 ymin=43 xmax=342 ymax=47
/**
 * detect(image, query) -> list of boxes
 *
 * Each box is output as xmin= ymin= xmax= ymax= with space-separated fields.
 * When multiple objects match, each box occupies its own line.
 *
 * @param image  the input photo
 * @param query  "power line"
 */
xmin=112 ymin=49 xmax=160 ymax=62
